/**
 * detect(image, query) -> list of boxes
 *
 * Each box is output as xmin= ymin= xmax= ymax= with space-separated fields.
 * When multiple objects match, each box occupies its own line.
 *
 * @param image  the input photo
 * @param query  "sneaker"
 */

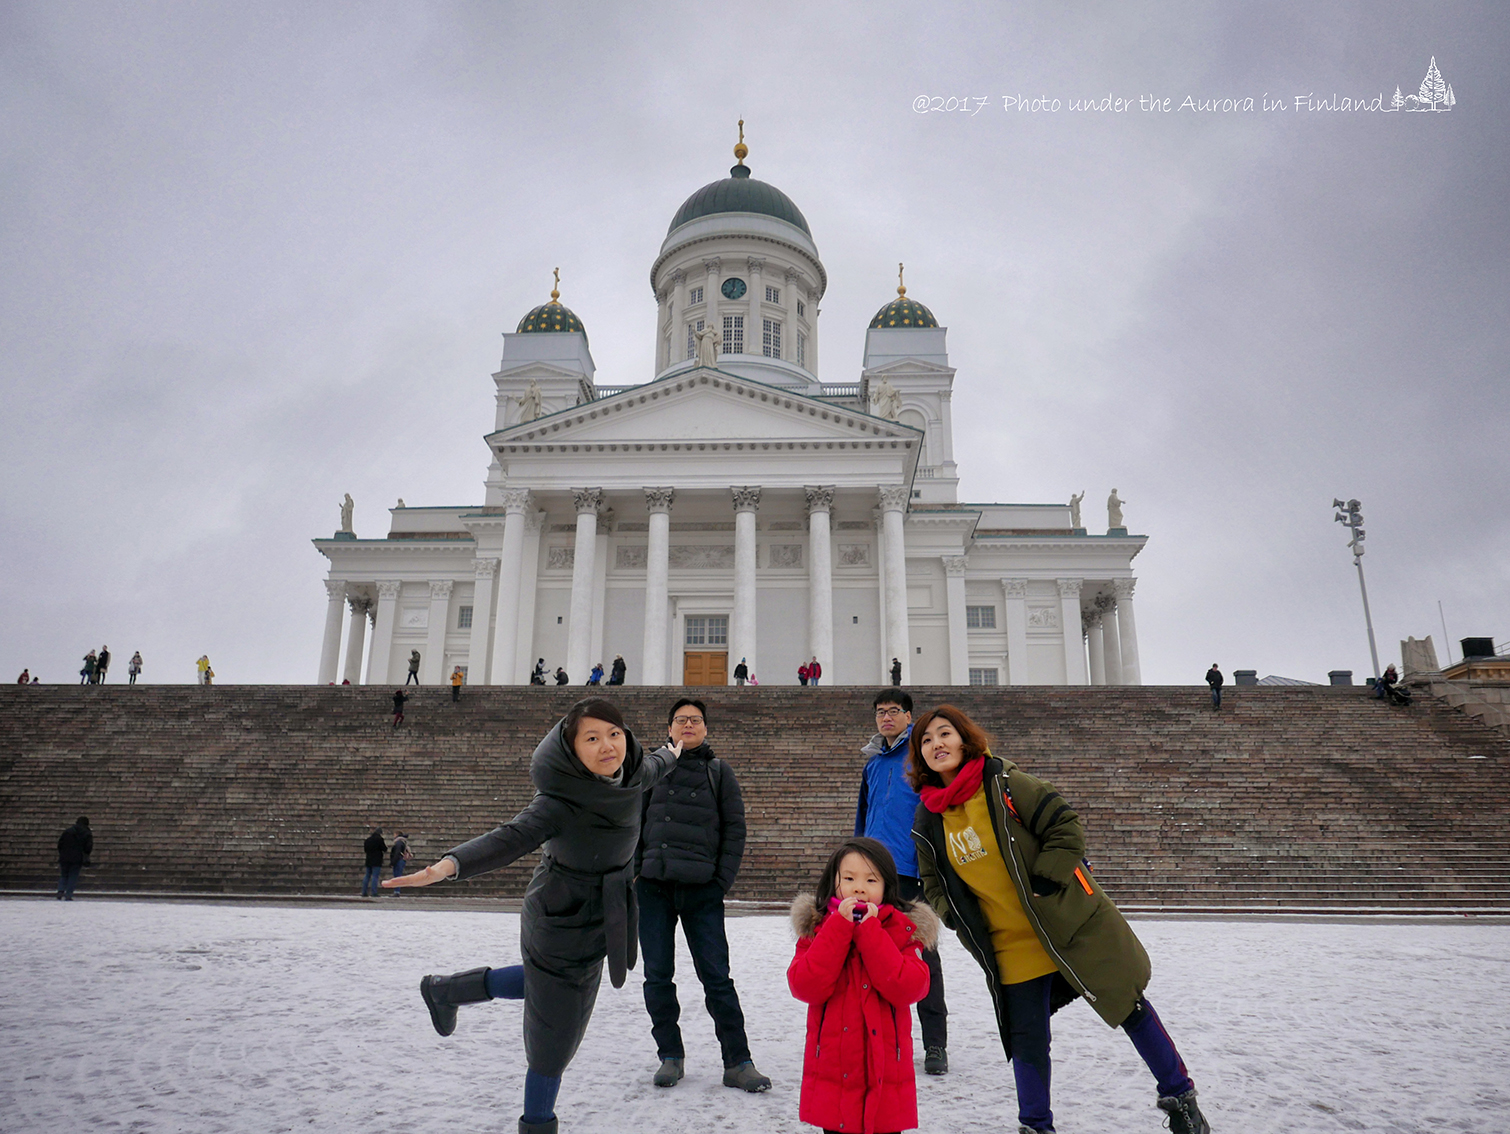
xmin=1157 ymin=1088 xmax=1210 ymax=1134
xmin=722 ymin=1061 xmax=771 ymax=1092
xmin=652 ymin=1057 xmax=684 ymax=1087
xmin=1017 ymin=1126 xmax=1055 ymax=1133
xmin=924 ymin=1045 xmax=949 ymax=1074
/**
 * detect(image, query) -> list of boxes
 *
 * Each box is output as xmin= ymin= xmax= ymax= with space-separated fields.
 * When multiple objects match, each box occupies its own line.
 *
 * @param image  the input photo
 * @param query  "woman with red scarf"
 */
xmin=908 ymin=705 xmax=1210 ymax=1134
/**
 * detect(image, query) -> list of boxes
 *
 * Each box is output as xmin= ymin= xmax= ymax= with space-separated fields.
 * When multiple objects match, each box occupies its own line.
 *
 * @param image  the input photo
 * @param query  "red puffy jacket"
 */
xmin=787 ymin=894 xmax=938 ymax=1134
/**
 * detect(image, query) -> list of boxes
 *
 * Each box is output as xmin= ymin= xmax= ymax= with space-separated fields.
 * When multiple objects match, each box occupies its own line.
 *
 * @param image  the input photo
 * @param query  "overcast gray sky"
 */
xmin=3 ymin=1 xmax=1505 ymax=686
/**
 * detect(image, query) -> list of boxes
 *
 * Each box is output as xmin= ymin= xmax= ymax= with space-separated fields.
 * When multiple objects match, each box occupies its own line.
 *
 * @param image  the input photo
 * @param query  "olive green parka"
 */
xmin=912 ymin=755 xmax=1151 ymax=1031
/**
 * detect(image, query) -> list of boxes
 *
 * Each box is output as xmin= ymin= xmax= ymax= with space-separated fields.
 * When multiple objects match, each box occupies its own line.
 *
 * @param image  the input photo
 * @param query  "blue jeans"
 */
xmin=636 ymin=878 xmax=751 ymax=1067
xmin=1210 ymin=685 xmax=1222 ymax=708
xmin=57 ymin=865 xmax=82 ymax=899
xmin=362 ymin=866 xmax=383 ymax=896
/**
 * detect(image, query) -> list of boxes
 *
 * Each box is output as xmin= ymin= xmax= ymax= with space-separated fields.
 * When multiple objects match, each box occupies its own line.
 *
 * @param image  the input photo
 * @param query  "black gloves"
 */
xmin=1029 ymin=874 xmax=1064 ymax=897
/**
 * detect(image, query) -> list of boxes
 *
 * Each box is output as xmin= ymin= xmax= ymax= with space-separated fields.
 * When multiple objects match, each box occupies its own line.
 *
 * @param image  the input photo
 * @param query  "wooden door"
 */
xmin=682 ymin=651 xmax=728 ymax=687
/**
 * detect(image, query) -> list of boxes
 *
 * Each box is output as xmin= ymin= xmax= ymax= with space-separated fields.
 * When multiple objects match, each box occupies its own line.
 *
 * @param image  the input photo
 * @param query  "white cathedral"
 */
xmin=314 ymin=132 xmax=1147 ymax=689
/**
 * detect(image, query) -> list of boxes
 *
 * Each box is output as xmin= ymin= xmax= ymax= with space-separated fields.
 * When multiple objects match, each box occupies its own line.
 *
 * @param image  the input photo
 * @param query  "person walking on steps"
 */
xmin=390 ymin=831 xmax=411 ymax=893
xmin=451 ymin=666 xmax=465 ymax=702
xmin=406 ymin=649 xmax=422 ymax=686
xmin=362 ymin=825 xmax=386 ymax=896
xmin=554 ymin=667 xmax=569 ymax=686
xmin=910 ymin=704 xmax=1211 ymax=1134
xmin=57 ymin=816 xmax=92 ymax=900
xmin=128 ymin=651 xmax=143 ymax=685
xmin=1205 ymin=664 xmax=1223 ymax=711
xmin=637 ymin=698 xmax=771 ymax=1093
xmin=856 ymin=688 xmax=950 ymax=1075
xmin=392 ymin=689 xmax=410 ymax=729
xmin=382 ymin=698 xmax=685 ymax=1134
xmin=732 ymin=658 xmax=748 ymax=686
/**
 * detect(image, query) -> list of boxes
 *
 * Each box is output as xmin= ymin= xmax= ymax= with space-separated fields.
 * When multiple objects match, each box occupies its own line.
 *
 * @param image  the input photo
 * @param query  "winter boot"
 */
xmin=722 ymin=1060 xmax=772 ymax=1092
xmin=1157 ymin=1088 xmax=1210 ymax=1134
xmin=653 ymin=1057 xmax=685 ymax=1087
xmin=419 ymin=966 xmax=492 ymax=1037
xmin=924 ymin=1045 xmax=949 ymax=1074
xmin=518 ymin=1119 xmax=557 ymax=1134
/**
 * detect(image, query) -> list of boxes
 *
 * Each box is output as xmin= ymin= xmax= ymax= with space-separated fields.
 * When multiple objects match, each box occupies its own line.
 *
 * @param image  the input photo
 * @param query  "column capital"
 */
xmin=1094 ymin=592 xmax=1117 ymax=614
xmin=429 ymin=579 xmax=454 ymax=600
xmin=1001 ymin=578 xmax=1028 ymax=599
xmin=804 ymin=485 xmax=835 ymax=514
xmin=1056 ymin=577 xmax=1084 ymax=599
xmin=572 ymin=487 xmax=604 ymax=515
xmin=784 ymin=266 xmax=799 ymax=284
xmin=474 ymin=557 xmax=499 ymax=580
xmin=376 ymin=580 xmax=402 ymax=601
xmin=324 ymin=579 xmax=347 ymax=601
xmin=526 ymin=509 xmax=547 ymax=533
xmin=746 ymin=256 xmax=765 ymax=275
xmin=703 ymin=257 xmax=721 ymax=275
xmin=942 ymin=555 xmax=969 ymax=577
xmin=501 ymin=487 xmax=533 ymax=515
xmin=731 ymin=486 xmax=762 ymax=513
xmin=877 ymin=484 xmax=910 ymax=513
xmin=670 ymin=268 xmax=686 ymax=285
xmin=1112 ymin=577 xmax=1137 ymax=600
xmin=1086 ymin=609 xmax=1104 ymax=629
xmin=346 ymin=596 xmax=370 ymax=616
xmin=644 ymin=487 xmax=676 ymax=514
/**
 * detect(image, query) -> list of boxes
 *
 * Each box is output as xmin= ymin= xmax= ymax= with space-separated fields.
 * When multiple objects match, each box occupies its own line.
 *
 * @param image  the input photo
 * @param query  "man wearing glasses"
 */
xmin=636 ymin=697 xmax=771 ymax=1093
xmin=855 ymin=688 xmax=950 ymax=1074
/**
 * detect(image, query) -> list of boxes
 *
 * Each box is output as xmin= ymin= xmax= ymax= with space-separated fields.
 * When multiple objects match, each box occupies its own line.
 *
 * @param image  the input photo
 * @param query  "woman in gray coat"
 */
xmin=386 ymin=697 xmax=683 ymax=1134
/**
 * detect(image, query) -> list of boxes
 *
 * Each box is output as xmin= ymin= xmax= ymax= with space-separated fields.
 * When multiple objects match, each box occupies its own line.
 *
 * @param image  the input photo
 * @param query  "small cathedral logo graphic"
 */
xmin=948 ymin=826 xmax=988 ymax=865
xmin=1390 ymin=57 xmax=1455 ymax=112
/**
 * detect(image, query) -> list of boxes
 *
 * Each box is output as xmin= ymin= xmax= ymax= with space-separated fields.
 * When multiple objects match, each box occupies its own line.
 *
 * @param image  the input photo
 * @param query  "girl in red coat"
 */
xmin=788 ymin=836 xmax=939 ymax=1134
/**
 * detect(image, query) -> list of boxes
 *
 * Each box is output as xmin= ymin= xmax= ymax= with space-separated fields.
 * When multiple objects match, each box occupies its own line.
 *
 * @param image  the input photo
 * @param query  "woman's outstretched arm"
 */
xmin=383 ymin=793 xmax=574 ymax=887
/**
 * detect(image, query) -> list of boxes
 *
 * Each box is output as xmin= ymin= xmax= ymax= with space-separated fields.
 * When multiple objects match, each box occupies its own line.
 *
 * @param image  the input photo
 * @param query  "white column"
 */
xmin=874 ymin=509 xmax=889 ymax=679
xmin=1087 ymin=612 xmax=1106 ymax=686
xmin=467 ymin=558 xmax=498 ymax=685
xmin=565 ymin=487 xmax=602 ymax=682
xmin=491 ymin=489 xmax=533 ymax=685
xmin=317 ymin=580 xmax=346 ymax=684
xmin=422 ymin=580 xmax=453 ymax=684
xmin=1100 ymin=595 xmax=1123 ymax=685
xmin=642 ymin=488 xmax=674 ymax=685
xmin=748 ymin=257 xmax=764 ymax=356
xmin=368 ymin=580 xmax=401 ymax=686
xmin=730 ymin=486 xmax=761 ymax=680
xmin=513 ymin=510 xmax=546 ymax=682
xmin=363 ymin=605 xmax=377 ymax=684
xmin=943 ymin=555 xmax=969 ymax=685
xmin=342 ymin=597 xmax=369 ymax=684
xmin=805 ymin=486 xmax=834 ymax=683
xmin=704 ymin=257 xmax=721 ymax=361
xmin=1002 ymin=578 xmax=1029 ymax=684
xmin=879 ymin=485 xmax=911 ymax=684
xmin=1056 ymin=579 xmax=1088 ymax=685
xmin=1114 ymin=578 xmax=1142 ymax=686
xmin=589 ymin=514 xmax=610 ymax=675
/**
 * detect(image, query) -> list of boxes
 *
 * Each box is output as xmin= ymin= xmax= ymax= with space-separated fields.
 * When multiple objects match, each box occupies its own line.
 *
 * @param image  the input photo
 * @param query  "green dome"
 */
xmin=869 ymin=296 xmax=938 ymax=329
xmin=517 ymin=300 xmax=588 ymax=342
xmin=668 ymin=163 xmax=811 ymax=237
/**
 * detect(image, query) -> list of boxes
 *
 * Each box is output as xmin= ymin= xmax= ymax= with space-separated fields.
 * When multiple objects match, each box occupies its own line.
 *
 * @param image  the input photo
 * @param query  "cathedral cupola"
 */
xmin=869 ymin=263 xmax=938 ymax=328
xmin=517 ymin=268 xmax=588 ymax=343
xmin=666 ymin=121 xmax=812 ymax=237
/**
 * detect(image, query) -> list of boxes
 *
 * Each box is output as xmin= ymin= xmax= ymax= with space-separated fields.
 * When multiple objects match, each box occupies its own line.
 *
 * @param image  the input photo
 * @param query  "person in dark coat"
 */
xmin=554 ymin=667 xmax=570 ymax=686
xmin=891 ymin=657 xmax=903 ymax=686
xmin=607 ymin=656 xmax=626 ymax=686
xmin=392 ymin=690 xmax=409 ymax=729
xmin=96 ymin=646 xmax=111 ymax=683
xmin=57 ymin=817 xmax=93 ymax=900
xmin=80 ymin=651 xmax=97 ymax=685
xmin=406 ymin=649 xmax=422 ymax=685
xmin=532 ymin=659 xmax=547 ymax=685
xmin=636 ymin=698 xmax=769 ymax=1092
xmin=362 ymin=826 xmax=386 ymax=896
xmin=911 ymin=704 xmax=1210 ymax=1134
xmin=385 ymin=698 xmax=683 ymax=1134
xmin=1205 ymin=664 xmax=1223 ymax=710
xmin=732 ymin=658 xmax=748 ymax=686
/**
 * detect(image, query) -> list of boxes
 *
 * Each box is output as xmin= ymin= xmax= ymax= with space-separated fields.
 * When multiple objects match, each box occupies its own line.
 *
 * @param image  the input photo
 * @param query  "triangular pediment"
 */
xmin=493 ymin=361 xmax=589 ymax=382
xmin=489 ymin=368 xmax=921 ymax=446
xmin=862 ymin=357 xmax=955 ymax=379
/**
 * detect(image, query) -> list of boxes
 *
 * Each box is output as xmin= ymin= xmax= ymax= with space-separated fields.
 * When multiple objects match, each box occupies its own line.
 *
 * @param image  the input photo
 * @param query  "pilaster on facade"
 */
xmin=1113 ymin=577 xmax=1142 ymax=685
xmin=422 ymin=579 xmax=454 ymax=684
xmin=731 ymin=486 xmax=762 ymax=680
xmin=1056 ymin=577 xmax=1088 ymax=685
xmin=1001 ymin=578 xmax=1029 ymax=685
xmin=368 ymin=580 xmax=402 ymax=687
xmin=467 ymin=557 xmax=499 ymax=685
xmin=943 ymin=555 xmax=969 ymax=685
xmin=343 ymin=597 xmax=370 ymax=684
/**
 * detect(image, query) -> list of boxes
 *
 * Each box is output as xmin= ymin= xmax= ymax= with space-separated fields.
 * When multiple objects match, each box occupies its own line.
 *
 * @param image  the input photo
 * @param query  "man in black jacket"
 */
xmin=362 ymin=825 xmax=386 ymax=896
xmin=57 ymin=816 xmax=92 ymax=900
xmin=636 ymin=698 xmax=770 ymax=1093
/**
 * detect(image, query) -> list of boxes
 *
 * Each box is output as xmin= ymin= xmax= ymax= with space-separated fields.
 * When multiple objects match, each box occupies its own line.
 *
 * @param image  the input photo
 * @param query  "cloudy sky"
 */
xmin=3 ymin=1 xmax=1505 ymax=686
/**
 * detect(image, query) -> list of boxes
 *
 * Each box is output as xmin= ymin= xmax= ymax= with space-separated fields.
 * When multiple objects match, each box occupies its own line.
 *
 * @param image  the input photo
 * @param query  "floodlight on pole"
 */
xmin=1333 ymin=497 xmax=1380 ymax=680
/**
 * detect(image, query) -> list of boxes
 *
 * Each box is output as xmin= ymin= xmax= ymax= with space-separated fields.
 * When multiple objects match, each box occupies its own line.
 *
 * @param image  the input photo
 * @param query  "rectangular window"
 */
xmin=765 ymin=285 xmax=780 ymax=304
xmin=457 ymin=605 xmax=474 ymax=629
xmin=797 ymin=299 xmax=805 ymax=317
xmin=722 ymin=314 xmax=743 ymax=355
xmin=969 ymin=668 xmax=1000 ymax=686
xmin=684 ymin=615 xmax=729 ymax=646
xmin=689 ymin=285 xmax=703 ymax=305
xmin=762 ymin=318 xmax=782 ymax=359
xmin=966 ymin=605 xmax=997 ymax=629
xmin=797 ymin=331 xmax=806 ymax=367
xmin=685 ymin=319 xmax=704 ymax=360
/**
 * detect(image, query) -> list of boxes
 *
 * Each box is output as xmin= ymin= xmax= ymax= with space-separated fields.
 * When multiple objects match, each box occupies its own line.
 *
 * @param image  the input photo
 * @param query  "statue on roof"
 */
xmin=1107 ymin=488 xmax=1125 ymax=529
xmin=871 ymin=376 xmax=902 ymax=421
xmin=339 ymin=493 xmax=354 ymax=534
xmin=516 ymin=379 xmax=543 ymax=423
xmin=1069 ymin=491 xmax=1084 ymax=529
xmin=695 ymin=324 xmax=720 ymax=367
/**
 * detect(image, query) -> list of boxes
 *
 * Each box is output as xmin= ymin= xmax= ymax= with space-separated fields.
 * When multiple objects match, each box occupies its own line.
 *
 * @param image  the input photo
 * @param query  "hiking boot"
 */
xmin=653 ymin=1057 xmax=684 ymax=1087
xmin=1017 ymin=1126 xmax=1055 ymax=1133
xmin=924 ymin=1045 xmax=949 ymax=1074
xmin=518 ymin=1119 xmax=557 ymax=1134
xmin=722 ymin=1061 xmax=772 ymax=1092
xmin=419 ymin=966 xmax=492 ymax=1037
xmin=1158 ymin=1088 xmax=1210 ymax=1134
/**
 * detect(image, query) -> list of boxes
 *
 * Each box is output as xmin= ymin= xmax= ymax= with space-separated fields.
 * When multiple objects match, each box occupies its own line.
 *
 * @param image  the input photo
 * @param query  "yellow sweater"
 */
xmin=941 ymin=786 xmax=1057 ymax=984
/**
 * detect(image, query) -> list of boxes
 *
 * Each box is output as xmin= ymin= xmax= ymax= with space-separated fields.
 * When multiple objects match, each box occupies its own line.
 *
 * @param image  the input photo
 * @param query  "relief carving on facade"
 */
xmin=615 ymin=545 xmax=648 ymax=570
xmin=547 ymin=547 xmax=575 ymax=570
xmin=768 ymin=544 xmax=803 ymax=568
xmin=1027 ymin=606 xmax=1060 ymax=629
xmin=668 ymin=544 xmax=736 ymax=570
xmin=837 ymin=543 xmax=871 ymax=567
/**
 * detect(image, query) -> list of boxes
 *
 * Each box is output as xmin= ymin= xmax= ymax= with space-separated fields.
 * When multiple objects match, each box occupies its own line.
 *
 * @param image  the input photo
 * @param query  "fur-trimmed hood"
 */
xmin=789 ymin=891 xmax=940 ymax=950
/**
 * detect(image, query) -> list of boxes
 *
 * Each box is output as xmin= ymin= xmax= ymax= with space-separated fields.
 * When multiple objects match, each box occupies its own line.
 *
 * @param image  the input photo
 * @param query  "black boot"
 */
xmin=1157 ymin=1088 xmax=1210 ymax=1134
xmin=419 ymin=966 xmax=492 ymax=1036
xmin=519 ymin=1119 xmax=557 ymax=1134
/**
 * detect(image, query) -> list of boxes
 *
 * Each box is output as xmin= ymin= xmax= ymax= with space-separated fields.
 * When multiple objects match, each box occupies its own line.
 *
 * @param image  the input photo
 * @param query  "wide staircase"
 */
xmin=3 ymin=685 xmax=1508 ymax=911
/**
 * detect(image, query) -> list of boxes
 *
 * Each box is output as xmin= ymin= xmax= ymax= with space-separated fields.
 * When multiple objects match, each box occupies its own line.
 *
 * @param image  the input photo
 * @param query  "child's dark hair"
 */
xmin=814 ymin=837 xmax=907 ymax=914
xmin=562 ymin=698 xmax=628 ymax=748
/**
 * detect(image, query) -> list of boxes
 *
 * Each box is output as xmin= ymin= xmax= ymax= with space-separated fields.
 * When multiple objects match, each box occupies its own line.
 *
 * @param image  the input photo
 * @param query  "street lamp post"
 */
xmin=1333 ymin=498 xmax=1381 ymax=681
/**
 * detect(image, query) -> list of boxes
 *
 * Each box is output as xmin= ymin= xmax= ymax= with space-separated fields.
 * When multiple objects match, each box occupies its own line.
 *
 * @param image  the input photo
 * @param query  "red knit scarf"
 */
xmin=918 ymin=754 xmax=986 ymax=813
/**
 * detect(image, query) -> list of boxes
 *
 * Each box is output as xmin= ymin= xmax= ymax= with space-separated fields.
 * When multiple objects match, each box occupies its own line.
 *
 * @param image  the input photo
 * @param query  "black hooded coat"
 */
xmin=444 ymin=718 xmax=676 ymax=1076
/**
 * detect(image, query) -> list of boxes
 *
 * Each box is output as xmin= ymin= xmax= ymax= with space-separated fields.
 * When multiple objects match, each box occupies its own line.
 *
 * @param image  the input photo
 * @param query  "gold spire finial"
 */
xmin=734 ymin=118 xmax=748 ymax=163
xmin=550 ymin=267 xmax=560 ymax=303
xmin=897 ymin=262 xmax=906 ymax=297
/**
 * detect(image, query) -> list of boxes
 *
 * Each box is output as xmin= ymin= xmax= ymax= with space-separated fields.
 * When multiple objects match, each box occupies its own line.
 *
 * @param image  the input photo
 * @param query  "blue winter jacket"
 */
xmin=854 ymin=724 xmax=920 ymax=877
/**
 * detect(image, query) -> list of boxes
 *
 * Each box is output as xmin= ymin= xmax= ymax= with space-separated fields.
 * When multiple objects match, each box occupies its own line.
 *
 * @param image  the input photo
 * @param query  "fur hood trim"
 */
xmin=789 ymin=891 xmax=940 ymax=950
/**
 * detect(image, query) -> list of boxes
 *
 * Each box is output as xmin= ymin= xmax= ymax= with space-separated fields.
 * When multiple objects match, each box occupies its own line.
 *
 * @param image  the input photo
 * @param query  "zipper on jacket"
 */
xmin=914 ymin=827 xmax=1005 ymax=1019
xmin=814 ymin=1001 xmax=828 ymax=1058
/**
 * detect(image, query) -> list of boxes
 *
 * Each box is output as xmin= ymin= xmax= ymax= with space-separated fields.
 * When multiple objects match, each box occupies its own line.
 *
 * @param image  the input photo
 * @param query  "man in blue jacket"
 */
xmin=855 ymin=688 xmax=949 ymax=1073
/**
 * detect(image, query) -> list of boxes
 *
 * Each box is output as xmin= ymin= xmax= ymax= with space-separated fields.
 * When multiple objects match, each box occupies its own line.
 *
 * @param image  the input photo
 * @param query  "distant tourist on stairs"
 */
xmin=57 ymin=816 xmax=92 ymax=901
xmin=392 ymin=689 xmax=410 ymax=728
xmin=532 ymin=659 xmax=547 ymax=685
xmin=1205 ymin=664 xmax=1223 ymax=710
xmin=407 ymin=649 xmax=422 ymax=686
xmin=17 ymin=668 xmax=29 ymax=684
xmin=452 ymin=666 xmax=465 ymax=702
xmin=587 ymin=662 xmax=604 ymax=686
xmin=608 ymin=655 xmax=626 ymax=686
xmin=554 ymin=667 xmax=569 ymax=685
xmin=128 ymin=651 xmax=143 ymax=685
xmin=81 ymin=651 xmax=97 ymax=685
xmin=390 ymin=831 xmax=411 ymax=893
xmin=798 ymin=662 xmax=809 ymax=685
xmin=807 ymin=656 xmax=821 ymax=686
xmin=196 ymin=655 xmax=210 ymax=685
xmin=891 ymin=657 xmax=902 ymax=686
xmin=96 ymin=646 xmax=111 ymax=683
xmin=733 ymin=658 xmax=748 ymax=686
xmin=362 ymin=825 xmax=386 ymax=897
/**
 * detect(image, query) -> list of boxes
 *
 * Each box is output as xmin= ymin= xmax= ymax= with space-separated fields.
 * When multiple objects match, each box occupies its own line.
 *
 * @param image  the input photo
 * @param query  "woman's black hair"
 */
xmin=562 ymin=697 xmax=628 ymax=748
xmin=814 ymin=836 xmax=907 ymax=914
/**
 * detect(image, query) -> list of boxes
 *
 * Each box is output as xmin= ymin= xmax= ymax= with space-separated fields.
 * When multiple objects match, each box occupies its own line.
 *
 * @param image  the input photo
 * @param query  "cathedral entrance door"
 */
xmin=683 ymin=651 xmax=728 ymax=687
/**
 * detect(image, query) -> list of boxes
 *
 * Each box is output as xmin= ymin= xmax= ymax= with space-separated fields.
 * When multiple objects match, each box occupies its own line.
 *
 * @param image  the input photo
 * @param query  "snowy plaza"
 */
xmin=1 ymin=898 xmax=1506 ymax=1133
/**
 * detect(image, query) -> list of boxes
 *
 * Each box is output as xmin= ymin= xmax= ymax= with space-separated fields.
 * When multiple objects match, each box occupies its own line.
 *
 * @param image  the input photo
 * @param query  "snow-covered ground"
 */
xmin=2 ymin=899 xmax=1506 ymax=1133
